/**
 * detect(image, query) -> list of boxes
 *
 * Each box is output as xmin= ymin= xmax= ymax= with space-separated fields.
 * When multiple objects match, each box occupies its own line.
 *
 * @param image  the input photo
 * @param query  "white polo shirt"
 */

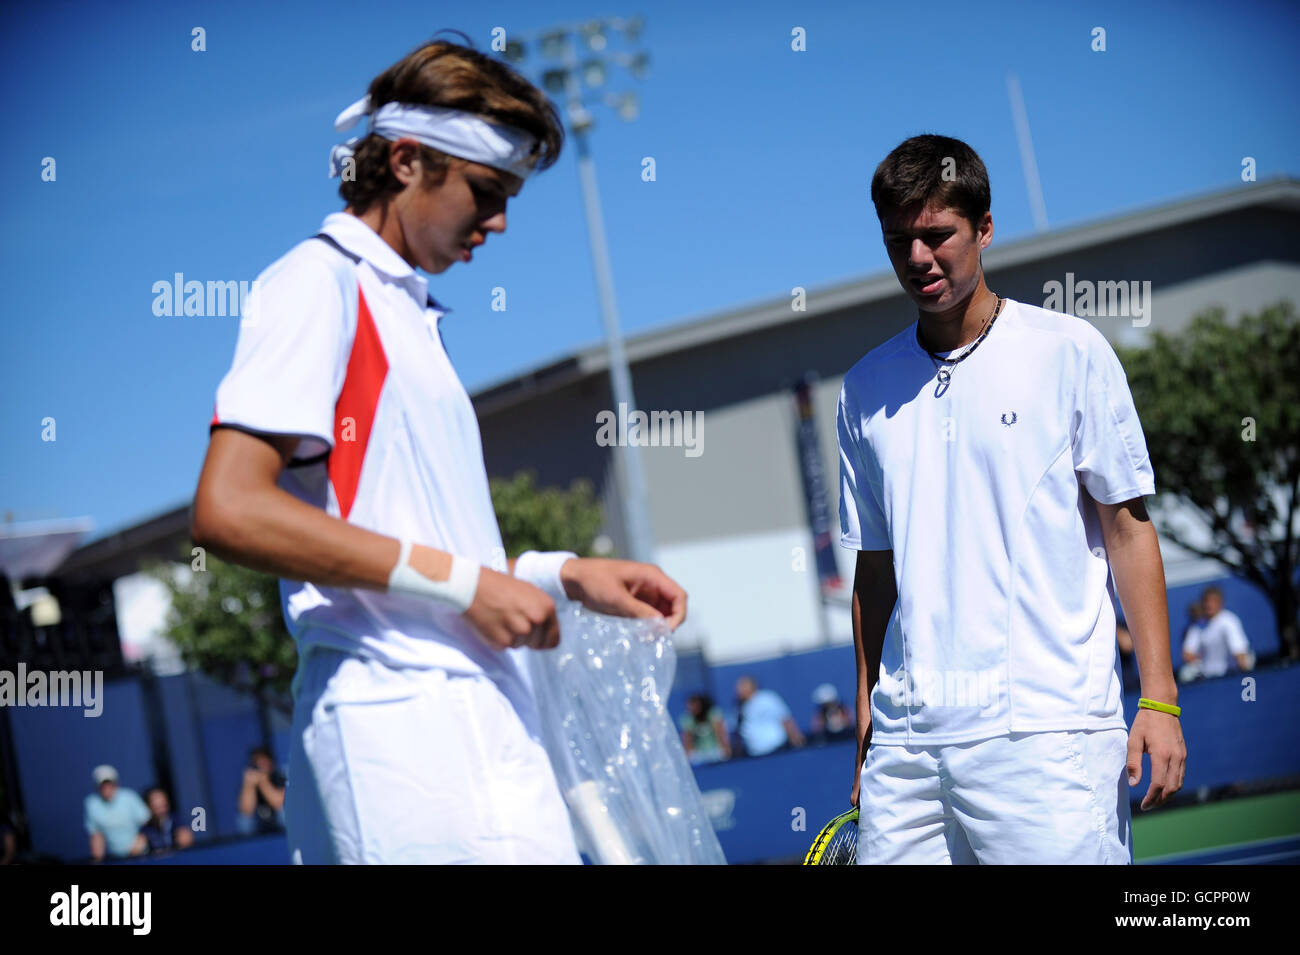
xmin=838 ymin=298 xmax=1156 ymax=746
xmin=211 ymin=212 xmax=527 ymax=681
xmin=1184 ymin=608 xmax=1249 ymax=677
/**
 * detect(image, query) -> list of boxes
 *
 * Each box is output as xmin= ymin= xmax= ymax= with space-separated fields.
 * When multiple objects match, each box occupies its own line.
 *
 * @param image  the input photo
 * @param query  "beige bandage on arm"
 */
xmin=386 ymin=538 xmax=480 ymax=613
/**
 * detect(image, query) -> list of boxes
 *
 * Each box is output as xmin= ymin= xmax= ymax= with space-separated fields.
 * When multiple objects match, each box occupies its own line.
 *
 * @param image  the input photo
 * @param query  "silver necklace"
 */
xmin=919 ymin=294 xmax=1004 ymax=387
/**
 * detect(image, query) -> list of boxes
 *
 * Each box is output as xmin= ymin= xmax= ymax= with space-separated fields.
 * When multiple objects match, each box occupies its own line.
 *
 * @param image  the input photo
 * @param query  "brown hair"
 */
xmin=339 ymin=33 xmax=565 ymax=214
xmin=870 ymin=134 xmax=991 ymax=234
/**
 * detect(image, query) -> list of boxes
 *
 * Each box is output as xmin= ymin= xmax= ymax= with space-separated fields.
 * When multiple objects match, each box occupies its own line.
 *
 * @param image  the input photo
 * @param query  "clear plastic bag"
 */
xmin=527 ymin=600 xmax=727 ymax=865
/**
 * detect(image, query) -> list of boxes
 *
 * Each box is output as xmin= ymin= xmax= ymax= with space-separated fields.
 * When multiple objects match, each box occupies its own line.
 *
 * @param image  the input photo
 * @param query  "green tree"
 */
xmin=489 ymin=470 xmax=604 ymax=558
xmin=144 ymin=548 xmax=295 ymax=704
xmin=1115 ymin=301 xmax=1299 ymax=659
xmin=149 ymin=470 xmax=605 ymax=700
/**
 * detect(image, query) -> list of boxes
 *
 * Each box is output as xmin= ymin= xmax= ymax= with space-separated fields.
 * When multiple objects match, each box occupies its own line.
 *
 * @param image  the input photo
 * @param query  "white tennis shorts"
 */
xmin=285 ymin=647 xmax=581 ymax=864
xmin=856 ymin=729 xmax=1132 ymax=864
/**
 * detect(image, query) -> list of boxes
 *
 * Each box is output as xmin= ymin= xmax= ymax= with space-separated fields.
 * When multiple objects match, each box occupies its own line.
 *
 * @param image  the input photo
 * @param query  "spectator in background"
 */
xmin=140 ymin=787 xmax=194 ymax=854
xmin=84 ymin=765 xmax=149 ymax=861
xmin=810 ymin=683 xmax=854 ymax=744
xmin=1182 ymin=586 xmax=1253 ymax=680
xmin=237 ymin=746 xmax=286 ymax=835
xmin=679 ymin=693 xmax=731 ymax=765
xmin=733 ymin=676 xmax=805 ymax=758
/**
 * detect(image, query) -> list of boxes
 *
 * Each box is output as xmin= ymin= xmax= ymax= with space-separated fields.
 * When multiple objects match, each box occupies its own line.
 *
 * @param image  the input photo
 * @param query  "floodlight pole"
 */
xmin=547 ymin=29 xmax=656 ymax=565
xmin=571 ymin=134 xmax=657 ymax=565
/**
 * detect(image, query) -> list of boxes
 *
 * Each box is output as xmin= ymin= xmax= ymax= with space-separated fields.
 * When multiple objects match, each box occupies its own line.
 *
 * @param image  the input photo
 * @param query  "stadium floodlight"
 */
xmin=581 ymin=59 xmax=607 ymax=88
xmin=580 ymin=21 xmax=608 ymax=51
xmin=539 ymin=29 xmax=569 ymax=59
xmin=605 ymin=91 xmax=639 ymax=122
xmin=568 ymin=103 xmax=595 ymax=134
xmin=542 ymin=68 xmax=570 ymax=95
xmin=627 ymin=51 xmax=650 ymax=79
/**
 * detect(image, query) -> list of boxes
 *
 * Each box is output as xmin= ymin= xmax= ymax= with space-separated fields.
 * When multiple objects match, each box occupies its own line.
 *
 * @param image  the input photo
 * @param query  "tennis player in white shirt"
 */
xmin=192 ymin=38 xmax=686 ymax=864
xmin=839 ymin=134 xmax=1186 ymax=864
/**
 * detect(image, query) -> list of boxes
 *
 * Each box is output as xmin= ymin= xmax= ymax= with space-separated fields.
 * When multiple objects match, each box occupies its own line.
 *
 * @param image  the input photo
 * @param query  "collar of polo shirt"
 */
xmin=319 ymin=212 xmax=450 ymax=313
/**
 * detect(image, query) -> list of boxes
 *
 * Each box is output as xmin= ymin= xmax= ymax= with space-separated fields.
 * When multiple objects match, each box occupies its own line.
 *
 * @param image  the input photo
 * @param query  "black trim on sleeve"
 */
xmin=289 ymin=450 xmax=329 ymax=469
xmin=209 ymin=422 xmax=330 ymax=468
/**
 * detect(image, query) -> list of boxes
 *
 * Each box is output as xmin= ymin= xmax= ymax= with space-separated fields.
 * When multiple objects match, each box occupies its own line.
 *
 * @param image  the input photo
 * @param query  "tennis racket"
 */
xmin=803 ymin=806 xmax=858 ymax=865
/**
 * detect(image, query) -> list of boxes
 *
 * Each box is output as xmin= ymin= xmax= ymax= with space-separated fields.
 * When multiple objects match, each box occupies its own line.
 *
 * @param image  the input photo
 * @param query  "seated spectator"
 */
xmin=237 ymin=746 xmax=286 ymax=835
xmin=140 ymin=787 xmax=194 ymax=854
xmin=1182 ymin=586 xmax=1253 ymax=679
xmin=733 ymin=676 xmax=805 ymax=758
xmin=84 ymin=765 xmax=149 ymax=861
xmin=679 ymin=693 xmax=731 ymax=765
xmin=810 ymin=683 xmax=854 ymax=743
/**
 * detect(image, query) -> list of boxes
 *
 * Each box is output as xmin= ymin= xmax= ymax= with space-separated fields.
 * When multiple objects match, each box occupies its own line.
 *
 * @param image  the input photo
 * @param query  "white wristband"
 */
xmin=513 ymin=550 xmax=577 ymax=601
xmin=387 ymin=539 xmax=480 ymax=613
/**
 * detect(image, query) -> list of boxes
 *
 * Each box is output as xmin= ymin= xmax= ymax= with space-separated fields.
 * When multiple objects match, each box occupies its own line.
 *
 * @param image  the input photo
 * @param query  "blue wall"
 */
xmin=11 ymin=671 xmax=286 ymax=861
xmin=9 ymin=678 xmax=155 ymax=862
xmin=112 ymin=832 xmax=290 ymax=865
xmin=671 ymin=574 xmax=1283 ymax=735
xmin=157 ymin=673 xmax=213 ymax=838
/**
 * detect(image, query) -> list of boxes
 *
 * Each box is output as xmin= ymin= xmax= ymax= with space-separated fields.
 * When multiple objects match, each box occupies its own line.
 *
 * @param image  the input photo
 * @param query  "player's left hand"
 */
xmin=1126 ymin=707 xmax=1186 ymax=811
xmin=559 ymin=557 xmax=687 ymax=630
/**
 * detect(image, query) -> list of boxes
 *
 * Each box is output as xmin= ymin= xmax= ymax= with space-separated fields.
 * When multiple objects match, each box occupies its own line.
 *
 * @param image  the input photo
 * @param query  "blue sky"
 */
xmin=3 ymin=0 xmax=1298 ymax=542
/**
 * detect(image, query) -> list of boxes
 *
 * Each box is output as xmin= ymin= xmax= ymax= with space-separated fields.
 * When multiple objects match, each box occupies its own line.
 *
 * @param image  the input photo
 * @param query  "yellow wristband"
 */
xmin=1138 ymin=697 xmax=1181 ymax=718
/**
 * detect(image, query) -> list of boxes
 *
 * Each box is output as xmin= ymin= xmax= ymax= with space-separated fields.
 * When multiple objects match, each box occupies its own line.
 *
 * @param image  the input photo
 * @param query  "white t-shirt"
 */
xmin=1184 ymin=609 xmax=1249 ymax=677
xmin=838 ymin=298 xmax=1156 ymax=745
xmin=211 ymin=212 xmax=534 ymax=684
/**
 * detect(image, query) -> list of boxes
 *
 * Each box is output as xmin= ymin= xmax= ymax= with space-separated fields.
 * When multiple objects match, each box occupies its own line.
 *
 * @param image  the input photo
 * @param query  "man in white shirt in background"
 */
xmin=1182 ymin=586 xmax=1253 ymax=679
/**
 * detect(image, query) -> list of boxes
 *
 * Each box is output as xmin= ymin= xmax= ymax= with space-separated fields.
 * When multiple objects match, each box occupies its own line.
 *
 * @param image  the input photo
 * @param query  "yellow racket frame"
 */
xmin=803 ymin=807 xmax=859 ymax=865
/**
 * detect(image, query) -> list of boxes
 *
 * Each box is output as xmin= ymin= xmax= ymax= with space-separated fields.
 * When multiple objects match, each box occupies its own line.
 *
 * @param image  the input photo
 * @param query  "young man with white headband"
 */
xmin=192 ymin=38 xmax=686 ymax=864
xmin=838 ymin=134 xmax=1185 ymax=864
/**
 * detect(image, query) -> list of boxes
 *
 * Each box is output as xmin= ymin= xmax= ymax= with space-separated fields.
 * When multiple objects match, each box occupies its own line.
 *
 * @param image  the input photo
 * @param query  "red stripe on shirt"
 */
xmin=329 ymin=286 xmax=388 ymax=520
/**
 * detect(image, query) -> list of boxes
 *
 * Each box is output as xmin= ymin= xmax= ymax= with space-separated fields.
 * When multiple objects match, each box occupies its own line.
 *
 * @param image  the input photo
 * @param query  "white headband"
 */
xmin=328 ymin=95 xmax=539 ymax=182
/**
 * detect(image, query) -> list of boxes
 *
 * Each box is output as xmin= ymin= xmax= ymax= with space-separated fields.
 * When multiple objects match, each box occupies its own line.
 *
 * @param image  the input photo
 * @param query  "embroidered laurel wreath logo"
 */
xmin=1001 ymin=412 xmax=1018 ymax=426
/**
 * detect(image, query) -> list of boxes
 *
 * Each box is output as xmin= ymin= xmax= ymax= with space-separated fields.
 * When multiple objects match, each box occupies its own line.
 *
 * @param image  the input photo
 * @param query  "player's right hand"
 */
xmin=463 ymin=567 xmax=561 ymax=651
